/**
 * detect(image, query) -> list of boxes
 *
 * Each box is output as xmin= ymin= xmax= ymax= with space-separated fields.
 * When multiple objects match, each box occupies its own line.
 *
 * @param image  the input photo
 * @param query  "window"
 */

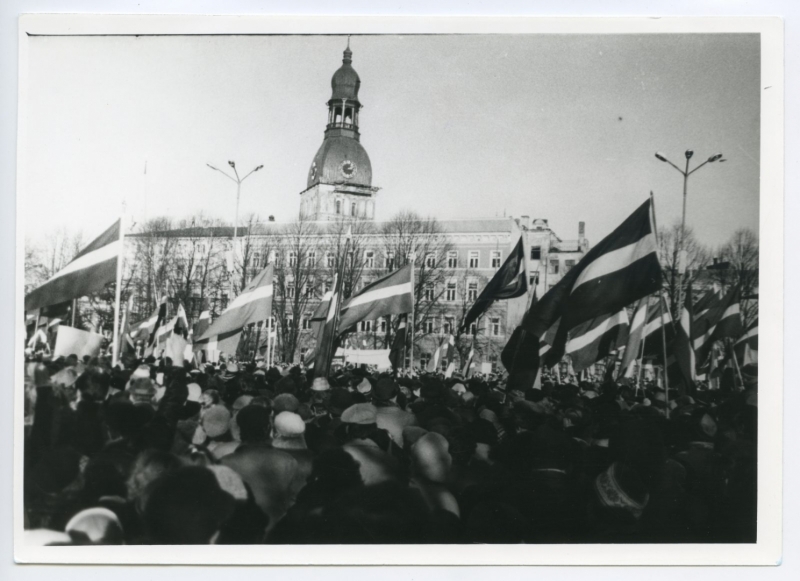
xmin=300 ymin=348 xmax=308 ymax=363
xmin=529 ymin=273 xmax=539 ymax=287
xmin=424 ymin=320 xmax=435 ymax=334
xmin=252 ymin=251 xmax=262 ymax=267
xmin=468 ymin=281 xmax=478 ymax=301
xmin=423 ymin=285 xmax=435 ymax=302
xmin=549 ymin=259 xmax=560 ymax=275
xmin=326 ymin=252 xmax=335 ymax=268
xmin=364 ymin=251 xmax=375 ymax=268
xmin=490 ymin=317 xmax=501 ymax=337
xmin=287 ymin=284 xmax=295 ymax=299
xmin=305 ymin=283 xmax=315 ymax=298
xmin=268 ymin=250 xmax=277 ymax=265
xmin=350 ymin=202 xmax=357 ymax=217
xmin=445 ymin=281 xmax=457 ymax=302
xmin=385 ymin=252 xmax=395 ymax=270
xmin=531 ymin=246 xmax=542 ymax=260
xmin=359 ymin=320 xmax=373 ymax=332
xmin=307 ymin=251 xmax=316 ymax=265
xmin=322 ymin=279 xmax=332 ymax=294
xmin=469 ymin=322 xmax=478 ymax=336
xmin=447 ymin=251 xmax=458 ymax=268
xmin=425 ymin=253 xmax=436 ymax=268
xmin=288 ymin=251 xmax=297 ymax=267
xmin=335 ymin=200 xmax=341 ymax=214
xmin=302 ymin=317 xmax=311 ymax=330
xmin=564 ymin=259 xmax=576 ymax=273
xmin=285 ymin=315 xmax=293 ymax=329
xmin=443 ymin=317 xmax=455 ymax=335
xmin=468 ymin=251 xmax=480 ymax=269
xmin=420 ymin=353 xmax=432 ymax=368
xmin=379 ymin=318 xmax=387 ymax=333
xmin=491 ymin=251 xmax=501 ymax=268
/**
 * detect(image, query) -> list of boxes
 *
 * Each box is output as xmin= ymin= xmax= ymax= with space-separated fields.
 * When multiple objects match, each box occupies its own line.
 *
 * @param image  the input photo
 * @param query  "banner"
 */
xmin=53 ymin=326 xmax=105 ymax=359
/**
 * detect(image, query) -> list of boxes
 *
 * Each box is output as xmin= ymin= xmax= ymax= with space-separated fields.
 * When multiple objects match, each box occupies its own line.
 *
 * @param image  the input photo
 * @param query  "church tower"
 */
xmin=299 ymin=41 xmax=379 ymax=221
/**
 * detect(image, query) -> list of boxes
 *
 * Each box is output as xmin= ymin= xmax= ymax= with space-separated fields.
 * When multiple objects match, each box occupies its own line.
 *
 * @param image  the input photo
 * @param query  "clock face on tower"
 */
xmin=340 ymin=160 xmax=357 ymax=179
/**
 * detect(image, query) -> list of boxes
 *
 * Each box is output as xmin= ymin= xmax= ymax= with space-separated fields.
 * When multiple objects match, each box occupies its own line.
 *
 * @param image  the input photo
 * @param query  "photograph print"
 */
xmin=15 ymin=16 xmax=781 ymax=564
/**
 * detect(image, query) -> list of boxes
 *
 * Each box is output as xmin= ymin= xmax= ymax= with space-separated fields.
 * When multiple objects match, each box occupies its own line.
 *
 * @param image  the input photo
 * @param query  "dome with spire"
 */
xmin=330 ymin=42 xmax=361 ymax=102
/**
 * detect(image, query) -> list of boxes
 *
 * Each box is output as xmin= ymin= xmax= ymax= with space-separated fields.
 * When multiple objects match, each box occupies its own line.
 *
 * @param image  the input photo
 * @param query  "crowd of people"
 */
xmin=22 ymin=351 xmax=758 ymax=545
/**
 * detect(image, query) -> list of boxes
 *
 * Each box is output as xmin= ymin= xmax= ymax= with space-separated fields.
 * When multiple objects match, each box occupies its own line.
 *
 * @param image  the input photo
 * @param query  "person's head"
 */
xmin=410 ymin=432 xmax=453 ymax=483
xmin=200 ymin=389 xmax=220 ymax=411
xmin=127 ymin=449 xmax=185 ymax=511
xmin=128 ymin=377 xmax=156 ymax=407
xmin=310 ymin=448 xmax=364 ymax=491
xmin=201 ymin=405 xmax=232 ymax=440
xmin=374 ymin=377 xmax=398 ymax=404
xmin=236 ymin=404 xmax=272 ymax=444
xmin=65 ymin=507 xmax=124 ymax=545
xmin=271 ymin=411 xmax=306 ymax=450
xmin=143 ymin=466 xmax=236 ymax=544
xmin=75 ymin=366 xmax=112 ymax=402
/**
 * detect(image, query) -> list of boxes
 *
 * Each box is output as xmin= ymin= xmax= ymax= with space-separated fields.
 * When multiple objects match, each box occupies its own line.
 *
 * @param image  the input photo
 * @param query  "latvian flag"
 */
xmin=131 ymin=297 xmax=166 ymax=346
xmin=735 ymin=317 xmax=758 ymax=366
xmin=671 ymin=282 xmax=696 ymax=390
xmin=692 ymin=285 xmax=743 ymax=371
xmin=521 ymin=198 xmax=662 ymax=363
xmin=195 ymin=265 xmax=274 ymax=356
xmin=337 ymin=264 xmax=414 ymax=333
xmin=463 ymin=236 xmax=528 ymax=330
xmin=192 ymin=310 xmax=211 ymax=343
xmin=427 ymin=334 xmax=453 ymax=373
xmin=619 ymin=296 xmax=650 ymax=378
xmin=502 ymin=289 xmax=540 ymax=391
xmin=618 ymin=294 xmax=674 ymax=376
xmin=314 ymin=272 xmax=344 ymax=379
xmin=25 ymin=220 xmax=121 ymax=312
xmin=389 ymin=315 xmax=407 ymax=371
xmin=562 ymin=308 xmax=630 ymax=373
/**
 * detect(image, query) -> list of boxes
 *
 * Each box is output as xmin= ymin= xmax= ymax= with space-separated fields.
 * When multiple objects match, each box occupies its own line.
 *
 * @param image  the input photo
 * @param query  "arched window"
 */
xmin=351 ymin=202 xmax=357 ymax=216
xmin=335 ymin=199 xmax=341 ymax=214
xmin=334 ymin=107 xmax=342 ymax=124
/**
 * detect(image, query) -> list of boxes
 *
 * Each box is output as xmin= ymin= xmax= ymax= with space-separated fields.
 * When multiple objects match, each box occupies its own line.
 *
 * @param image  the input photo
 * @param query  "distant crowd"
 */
xmin=22 ymin=351 xmax=758 ymax=545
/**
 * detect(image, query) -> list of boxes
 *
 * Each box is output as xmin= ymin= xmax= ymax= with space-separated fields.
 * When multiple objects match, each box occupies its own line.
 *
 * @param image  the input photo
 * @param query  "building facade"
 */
xmin=130 ymin=44 xmax=589 ymax=372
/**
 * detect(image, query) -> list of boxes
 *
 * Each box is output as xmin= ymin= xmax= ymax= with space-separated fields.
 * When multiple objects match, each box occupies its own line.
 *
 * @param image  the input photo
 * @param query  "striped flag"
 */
xmin=195 ymin=265 xmax=274 ymax=356
xmin=144 ymin=298 xmax=169 ymax=356
xmin=671 ymin=282 xmax=696 ymax=390
xmin=462 ymin=343 xmax=475 ymax=377
xmin=563 ymin=308 xmax=630 ymax=373
xmin=735 ymin=317 xmax=758 ymax=365
xmin=502 ymin=289 xmax=540 ymax=391
xmin=25 ymin=220 xmax=122 ymax=312
xmin=619 ymin=296 xmax=650 ymax=378
xmin=427 ymin=334 xmax=451 ymax=373
xmin=130 ymin=298 xmax=165 ymax=345
xmin=314 ymin=272 xmax=344 ymax=378
xmin=520 ymin=199 xmax=662 ymax=364
xmin=693 ymin=286 xmax=743 ymax=371
xmin=193 ymin=310 xmax=211 ymax=341
xmin=389 ymin=315 xmax=407 ymax=371
xmin=463 ymin=236 xmax=528 ymax=329
xmin=337 ymin=265 xmax=413 ymax=333
xmin=642 ymin=295 xmax=674 ymax=361
xmin=443 ymin=334 xmax=457 ymax=377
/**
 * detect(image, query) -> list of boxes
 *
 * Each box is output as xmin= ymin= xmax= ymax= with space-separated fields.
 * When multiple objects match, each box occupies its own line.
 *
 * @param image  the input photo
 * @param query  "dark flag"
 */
xmin=389 ymin=315 xmax=407 ymax=371
xmin=502 ymin=290 xmax=540 ymax=392
xmin=26 ymin=220 xmax=122 ymax=312
xmin=734 ymin=317 xmax=758 ymax=365
xmin=314 ymin=272 xmax=344 ymax=379
xmin=563 ymin=308 xmax=630 ymax=373
xmin=463 ymin=236 xmax=528 ymax=330
xmin=146 ymin=297 xmax=168 ymax=351
xmin=520 ymin=198 xmax=662 ymax=363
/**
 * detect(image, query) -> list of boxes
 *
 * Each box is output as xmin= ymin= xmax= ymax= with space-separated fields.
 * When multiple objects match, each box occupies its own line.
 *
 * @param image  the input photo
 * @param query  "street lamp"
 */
xmin=654 ymin=150 xmax=724 ymax=315
xmin=207 ymin=161 xmax=264 ymax=242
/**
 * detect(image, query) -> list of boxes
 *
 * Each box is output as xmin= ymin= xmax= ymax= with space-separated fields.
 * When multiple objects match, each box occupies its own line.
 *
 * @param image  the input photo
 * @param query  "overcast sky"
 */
xmin=23 ymin=33 xmax=760 ymax=249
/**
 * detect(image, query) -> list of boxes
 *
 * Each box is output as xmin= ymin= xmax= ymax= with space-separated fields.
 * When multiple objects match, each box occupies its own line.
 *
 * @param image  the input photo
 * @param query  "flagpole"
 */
xmin=636 ymin=309 xmax=648 ymax=395
xmin=408 ymin=252 xmax=416 ymax=373
xmin=111 ymin=208 xmax=126 ymax=367
xmin=728 ymin=337 xmax=746 ymax=390
xmin=71 ymin=299 xmax=77 ymax=327
xmin=659 ymin=293 xmax=671 ymax=419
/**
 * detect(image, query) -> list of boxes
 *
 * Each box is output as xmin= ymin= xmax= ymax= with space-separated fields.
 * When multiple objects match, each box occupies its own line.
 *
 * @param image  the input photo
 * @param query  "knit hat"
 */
xmin=273 ymin=411 xmax=306 ymax=437
xmin=65 ymin=507 xmax=124 ymax=545
xmin=273 ymin=393 xmax=300 ymax=414
xmin=374 ymin=377 xmax=398 ymax=401
xmin=311 ymin=377 xmax=331 ymax=392
xmin=340 ymin=403 xmax=378 ymax=425
xmin=186 ymin=383 xmax=202 ymax=403
xmin=594 ymin=462 xmax=650 ymax=519
xmin=353 ymin=377 xmax=370 ymax=394
xmin=202 ymin=405 xmax=232 ymax=439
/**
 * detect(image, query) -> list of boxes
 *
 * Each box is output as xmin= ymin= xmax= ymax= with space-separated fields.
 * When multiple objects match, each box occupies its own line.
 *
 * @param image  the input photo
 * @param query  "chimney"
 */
xmin=579 ymin=221 xmax=585 ymax=238
xmin=268 ymin=215 xmax=275 ymax=222
xmin=520 ymin=215 xmax=530 ymax=229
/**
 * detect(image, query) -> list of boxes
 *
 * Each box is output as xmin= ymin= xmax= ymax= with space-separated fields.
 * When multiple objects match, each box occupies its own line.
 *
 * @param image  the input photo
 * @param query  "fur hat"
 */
xmin=201 ymin=405 xmax=232 ymax=439
xmin=273 ymin=411 xmax=306 ymax=437
xmin=186 ymin=382 xmax=203 ymax=403
xmin=356 ymin=377 xmax=373 ymax=395
xmin=273 ymin=393 xmax=300 ymax=414
xmin=311 ymin=377 xmax=331 ymax=392
xmin=341 ymin=403 xmax=378 ymax=425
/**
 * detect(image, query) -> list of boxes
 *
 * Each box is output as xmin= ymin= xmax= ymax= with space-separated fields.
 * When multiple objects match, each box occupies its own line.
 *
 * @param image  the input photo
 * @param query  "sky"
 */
xmin=22 ymin=33 xmax=760 ymax=250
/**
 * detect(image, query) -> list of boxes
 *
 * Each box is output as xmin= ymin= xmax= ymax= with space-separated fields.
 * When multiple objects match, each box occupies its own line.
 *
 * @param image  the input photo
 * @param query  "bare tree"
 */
xmin=273 ymin=216 xmax=321 ymax=363
xmin=658 ymin=223 xmax=711 ymax=317
xmin=711 ymin=228 xmax=759 ymax=327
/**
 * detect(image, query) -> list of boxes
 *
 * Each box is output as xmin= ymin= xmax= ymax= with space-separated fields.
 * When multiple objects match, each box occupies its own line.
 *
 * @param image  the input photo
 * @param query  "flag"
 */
xmin=443 ymin=334 xmax=457 ymax=377
xmin=130 ymin=298 xmax=165 ymax=345
xmin=563 ymin=308 xmax=630 ymax=373
xmin=502 ymin=289 xmax=540 ymax=392
xmin=463 ymin=236 xmax=528 ymax=329
xmin=619 ymin=296 xmax=649 ymax=377
xmin=671 ymin=282 xmax=696 ymax=390
xmin=642 ymin=295 xmax=674 ymax=362
xmin=462 ymin=343 xmax=475 ymax=377
xmin=427 ymin=334 xmax=450 ymax=373
xmin=693 ymin=286 xmax=743 ymax=371
xmin=310 ymin=291 xmax=333 ymax=338
xmin=144 ymin=298 xmax=169 ymax=355
xmin=520 ymin=199 xmax=662 ymax=363
xmin=53 ymin=326 xmax=104 ymax=359
xmin=314 ymin=272 xmax=344 ymax=378
xmin=337 ymin=265 xmax=414 ymax=333
xmin=195 ymin=265 xmax=274 ymax=357
xmin=735 ymin=317 xmax=758 ymax=365
xmin=26 ymin=220 xmax=122 ymax=312
xmin=389 ymin=315 xmax=407 ymax=371
xmin=192 ymin=310 xmax=211 ymax=343
xmin=174 ymin=303 xmax=190 ymax=339
xmin=119 ymin=296 xmax=135 ymax=356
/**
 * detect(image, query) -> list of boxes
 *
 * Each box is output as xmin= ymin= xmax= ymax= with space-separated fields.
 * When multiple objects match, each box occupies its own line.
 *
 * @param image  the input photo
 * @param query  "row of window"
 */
xmin=248 ymin=249 xmax=507 ymax=270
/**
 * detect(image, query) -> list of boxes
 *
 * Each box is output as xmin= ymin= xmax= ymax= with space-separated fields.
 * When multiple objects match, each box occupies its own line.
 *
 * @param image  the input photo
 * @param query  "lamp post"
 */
xmin=654 ymin=150 xmax=725 ymax=315
xmin=207 ymin=161 xmax=264 ymax=242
